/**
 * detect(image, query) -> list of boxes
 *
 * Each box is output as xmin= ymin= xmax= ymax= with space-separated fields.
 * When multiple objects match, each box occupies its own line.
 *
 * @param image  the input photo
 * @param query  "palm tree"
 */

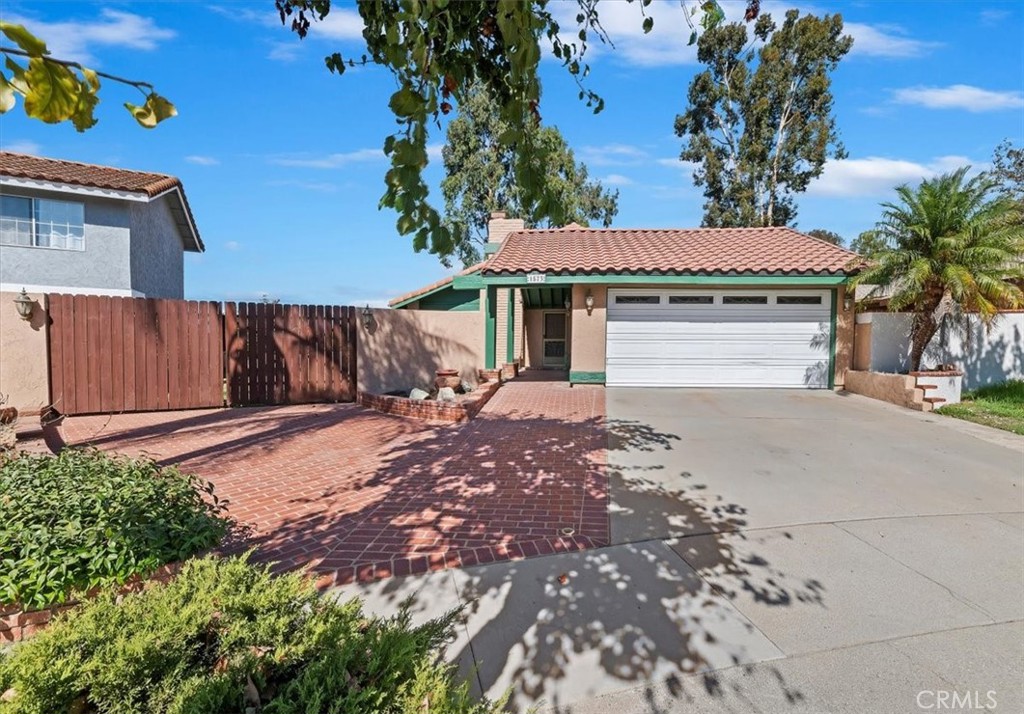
xmin=853 ymin=168 xmax=1024 ymax=372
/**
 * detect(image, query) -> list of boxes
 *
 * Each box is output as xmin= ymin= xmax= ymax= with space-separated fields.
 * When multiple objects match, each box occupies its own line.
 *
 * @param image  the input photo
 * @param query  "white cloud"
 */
xmin=309 ymin=10 xmax=365 ymax=40
xmin=891 ymin=84 xmax=1024 ymax=112
xmin=266 ymin=179 xmax=339 ymax=193
xmin=980 ymin=8 xmax=1011 ymax=25
xmin=267 ymin=42 xmax=301 ymax=62
xmin=600 ymin=174 xmax=634 ymax=186
xmin=843 ymin=22 xmax=940 ymax=58
xmin=548 ymin=1 xmax=938 ymax=67
xmin=808 ymin=155 xmax=982 ymax=197
xmin=426 ymin=144 xmax=444 ymax=162
xmin=270 ymin=148 xmax=382 ymax=169
xmin=579 ymin=143 xmax=649 ymax=166
xmin=4 ymin=9 xmax=175 ymax=64
xmin=3 ymin=140 xmax=41 ymax=155
xmin=185 ymin=155 xmax=219 ymax=166
xmin=225 ymin=240 xmax=241 ymax=251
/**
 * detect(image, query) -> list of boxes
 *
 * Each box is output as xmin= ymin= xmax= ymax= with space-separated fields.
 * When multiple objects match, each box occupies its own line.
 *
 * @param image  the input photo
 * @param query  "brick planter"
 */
xmin=843 ymin=369 xmax=963 ymax=412
xmin=0 ymin=562 xmax=182 ymax=643
xmin=477 ymin=368 xmax=502 ymax=383
xmin=358 ymin=379 xmax=501 ymax=423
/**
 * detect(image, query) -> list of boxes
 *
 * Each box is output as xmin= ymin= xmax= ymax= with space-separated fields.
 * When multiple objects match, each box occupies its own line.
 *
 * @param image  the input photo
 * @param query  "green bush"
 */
xmin=0 ymin=448 xmax=229 ymax=609
xmin=0 ymin=556 xmax=503 ymax=714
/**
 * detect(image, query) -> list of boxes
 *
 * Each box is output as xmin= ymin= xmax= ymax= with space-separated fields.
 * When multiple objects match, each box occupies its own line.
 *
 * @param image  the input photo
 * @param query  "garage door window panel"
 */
xmin=668 ymin=295 xmax=713 ymax=305
xmin=777 ymin=295 xmax=823 ymax=305
xmin=722 ymin=295 xmax=768 ymax=305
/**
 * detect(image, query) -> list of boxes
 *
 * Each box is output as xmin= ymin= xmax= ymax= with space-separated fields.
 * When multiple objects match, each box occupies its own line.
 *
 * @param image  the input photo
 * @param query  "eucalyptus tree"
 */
xmin=441 ymin=86 xmax=617 ymax=267
xmin=675 ymin=10 xmax=852 ymax=227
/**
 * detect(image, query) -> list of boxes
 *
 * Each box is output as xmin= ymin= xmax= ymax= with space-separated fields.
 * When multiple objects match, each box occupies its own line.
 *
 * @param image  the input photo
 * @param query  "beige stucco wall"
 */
xmin=0 ymin=291 xmax=50 ymax=414
xmin=357 ymin=308 xmax=484 ymax=394
xmin=854 ymin=319 xmax=872 ymax=372
xmin=569 ymin=284 xmax=607 ymax=374
xmin=834 ymin=285 xmax=855 ymax=388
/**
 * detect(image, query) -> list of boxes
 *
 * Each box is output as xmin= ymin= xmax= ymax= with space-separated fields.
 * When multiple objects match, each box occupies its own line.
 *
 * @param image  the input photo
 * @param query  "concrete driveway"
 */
xmin=334 ymin=388 xmax=1024 ymax=713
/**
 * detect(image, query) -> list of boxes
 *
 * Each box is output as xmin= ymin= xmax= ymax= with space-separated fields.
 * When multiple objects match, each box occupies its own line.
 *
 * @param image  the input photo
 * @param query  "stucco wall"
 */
xmin=129 ymin=196 xmax=185 ymax=298
xmin=357 ymin=308 xmax=484 ymax=394
xmin=854 ymin=319 xmax=872 ymax=371
xmin=0 ymin=187 xmax=132 ymax=294
xmin=0 ymin=290 xmax=49 ymax=414
xmin=834 ymin=285 xmax=855 ymax=388
xmin=569 ymin=284 xmax=606 ymax=374
xmin=864 ymin=311 xmax=1024 ymax=389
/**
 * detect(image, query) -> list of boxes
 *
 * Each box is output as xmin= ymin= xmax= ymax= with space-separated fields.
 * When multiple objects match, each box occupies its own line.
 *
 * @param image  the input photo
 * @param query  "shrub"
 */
xmin=0 ymin=448 xmax=229 ymax=609
xmin=0 ymin=556 xmax=503 ymax=714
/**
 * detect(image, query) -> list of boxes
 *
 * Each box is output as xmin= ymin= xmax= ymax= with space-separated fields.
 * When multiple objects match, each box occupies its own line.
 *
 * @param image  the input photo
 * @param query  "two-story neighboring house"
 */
xmin=0 ymin=152 xmax=204 ymax=298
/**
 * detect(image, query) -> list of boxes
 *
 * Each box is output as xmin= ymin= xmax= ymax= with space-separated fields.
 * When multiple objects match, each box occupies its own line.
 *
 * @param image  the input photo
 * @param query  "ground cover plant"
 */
xmin=0 ymin=448 xmax=229 ymax=609
xmin=0 ymin=556 xmax=501 ymax=714
xmin=936 ymin=379 xmax=1024 ymax=435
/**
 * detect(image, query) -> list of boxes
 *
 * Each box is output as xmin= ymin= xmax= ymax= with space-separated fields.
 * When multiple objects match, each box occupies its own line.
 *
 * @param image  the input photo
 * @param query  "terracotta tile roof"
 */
xmin=1 ymin=151 xmax=180 ymax=196
xmin=0 ymin=152 xmax=204 ymax=251
xmin=485 ymin=226 xmax=863 ymax=276
xmin=389 ymin=261 xmax=486 ymax=307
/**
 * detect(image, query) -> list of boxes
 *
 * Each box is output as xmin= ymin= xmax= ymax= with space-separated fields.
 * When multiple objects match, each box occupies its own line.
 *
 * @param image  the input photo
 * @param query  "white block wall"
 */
xmin=859 ymin=311 xmax=1024 ymax=390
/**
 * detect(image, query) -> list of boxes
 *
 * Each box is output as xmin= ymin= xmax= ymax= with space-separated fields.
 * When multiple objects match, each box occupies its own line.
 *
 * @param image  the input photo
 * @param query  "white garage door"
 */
xmin=606 ymin=288 xmax=833 ymax=388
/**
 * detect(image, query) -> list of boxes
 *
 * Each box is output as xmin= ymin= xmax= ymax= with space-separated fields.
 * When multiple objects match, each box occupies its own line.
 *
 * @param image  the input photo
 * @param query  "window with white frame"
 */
xmin=0 ymin=195 xmax=85 ymax=250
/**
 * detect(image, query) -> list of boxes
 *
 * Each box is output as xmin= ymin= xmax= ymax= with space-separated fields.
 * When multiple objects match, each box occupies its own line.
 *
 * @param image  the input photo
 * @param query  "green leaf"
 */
xmin=70 ymin=67 xmax=100 ymax=131
xmin=124 ymin=92 xmax=177 ymax=129
xmin=642 ymin=17 xmax=654 ymax=34
xmin=22 ymin=57 xmax=80 ymax=124
xmin=0 ymin=73 xmax=16 ymax=113
xmin=388 ymin=85 xmax=423 ymax=118
xmin=0 ymin=21 xmax=48 ymax=56
xmin=688 ymin=30 xmax=698 ymax=46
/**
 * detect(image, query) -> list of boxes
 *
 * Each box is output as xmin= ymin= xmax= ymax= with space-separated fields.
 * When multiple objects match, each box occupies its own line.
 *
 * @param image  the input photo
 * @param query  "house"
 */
xmin=0 ymin=152 xmax=204 ymax=298
xmin=391 ymin=213 xmax=863 ymax=389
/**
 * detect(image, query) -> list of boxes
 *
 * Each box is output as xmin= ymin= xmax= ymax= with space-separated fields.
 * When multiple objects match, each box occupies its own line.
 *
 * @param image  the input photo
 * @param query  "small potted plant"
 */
xmin=434 ymin=369 xmax=461 ymax=391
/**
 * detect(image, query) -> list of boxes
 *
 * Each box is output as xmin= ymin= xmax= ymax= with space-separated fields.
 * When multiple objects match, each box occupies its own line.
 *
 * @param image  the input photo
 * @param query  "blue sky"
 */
xmin=2 ymin=1 xmax=1022 ymax=304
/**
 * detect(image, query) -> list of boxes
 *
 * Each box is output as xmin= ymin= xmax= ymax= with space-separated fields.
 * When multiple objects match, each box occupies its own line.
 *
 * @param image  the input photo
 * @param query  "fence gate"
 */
xmin=224 ymin=303 xmax=357 ymax=406
xmin=48 ymin=294 xmax=224 ymax=415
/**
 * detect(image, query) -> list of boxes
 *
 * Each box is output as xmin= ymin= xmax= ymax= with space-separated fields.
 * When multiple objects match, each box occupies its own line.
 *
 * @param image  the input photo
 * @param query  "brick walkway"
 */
xmin=52 ymin=379 xmax=608 ymax=585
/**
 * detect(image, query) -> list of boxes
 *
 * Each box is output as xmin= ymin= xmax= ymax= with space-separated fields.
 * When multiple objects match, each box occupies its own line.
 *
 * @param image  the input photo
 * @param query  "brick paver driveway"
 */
xmin=53 ymin=379 xmax=608 ymax=586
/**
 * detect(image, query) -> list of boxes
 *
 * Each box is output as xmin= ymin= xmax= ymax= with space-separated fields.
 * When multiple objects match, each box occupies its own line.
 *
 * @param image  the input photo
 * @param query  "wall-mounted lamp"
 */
xmin=361 ymin=304 xmax=374 ymax=329
xmin=13 ymin=288 xmax=34 ymax=321
xmin=843 ymin=292 xmax=854 ymax=311
xmin=584 ymin=290 xmax=595 ymax=316
xmin=564 ymin=296 xmax=571 ymax=312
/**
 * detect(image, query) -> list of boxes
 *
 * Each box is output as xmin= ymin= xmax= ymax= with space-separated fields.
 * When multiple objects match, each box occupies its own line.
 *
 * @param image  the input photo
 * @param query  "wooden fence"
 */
xmin=47 ymin=295 xmax=357 ymax=416
xmin=224 ymin=303 xmax=357 ymax=407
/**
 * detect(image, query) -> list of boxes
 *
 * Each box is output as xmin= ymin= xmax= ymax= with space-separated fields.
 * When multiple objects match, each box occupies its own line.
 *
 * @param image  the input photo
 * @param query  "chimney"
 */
xmin=487 ymin=211 xmax=525 ymax=244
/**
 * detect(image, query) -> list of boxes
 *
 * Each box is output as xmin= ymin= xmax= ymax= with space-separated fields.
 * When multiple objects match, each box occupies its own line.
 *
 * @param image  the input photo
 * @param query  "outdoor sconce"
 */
xmin=564 ymin=296 xmax=571 ymax=312
xmin=584 ymin=290 xmax=595 ymax=316
xmin=360 ymin=304 xmax=374 ymax=329
xmin=13 ymin=288 xmax=34 ymax=321
xmin=843 ymin=292 xmax=854 ymax=311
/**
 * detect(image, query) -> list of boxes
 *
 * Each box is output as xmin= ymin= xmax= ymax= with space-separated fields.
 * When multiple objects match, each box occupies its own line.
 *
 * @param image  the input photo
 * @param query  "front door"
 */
xmin=542 ymin=311 xmax=567 ymax=368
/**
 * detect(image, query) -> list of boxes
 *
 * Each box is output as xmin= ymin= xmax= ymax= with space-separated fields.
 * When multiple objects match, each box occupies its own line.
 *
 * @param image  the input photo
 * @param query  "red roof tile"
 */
xmin=485 ymin=226 xmax=863 ymax=276
xmin=0 ymin=152 xmax=204 ymax=251
xmin=1 ymin=151 xmax=180 ymax=196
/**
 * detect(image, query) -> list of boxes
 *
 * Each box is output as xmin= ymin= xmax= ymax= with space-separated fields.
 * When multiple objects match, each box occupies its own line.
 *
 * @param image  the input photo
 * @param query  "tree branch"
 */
xmin=0 ymin=46 xmax=155 ymax=94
